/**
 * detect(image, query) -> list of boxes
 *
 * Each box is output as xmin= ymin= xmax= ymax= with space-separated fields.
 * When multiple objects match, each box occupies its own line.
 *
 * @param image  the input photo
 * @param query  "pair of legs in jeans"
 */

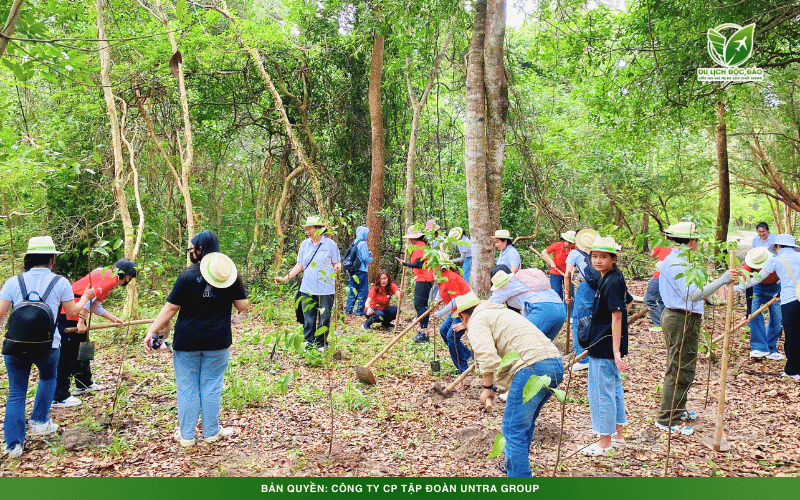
xmin=173 ymin=349 xmax=229 ymax=440
xmin=54 ymin=315 xmax=94 ymax=402
xmin=439 ymin=316 xmax=471 ymax=372
xmin=571 ymin=282 xmax=595 ymax=359
xmin=364 ymin=306 xmax=397 ymax=329
xmin=644 ymin=276 xmax=665 ymax=327
xmin=300 ymin=292 xmax=333 ymax=348
xmin=345 ymin=270 xmax=369 ymax=315
xmin=4 ymin=348 xmax=59 ymax=452
xmin=502 ymin=358 xmax=564 ymax=476
xmin=749 ymin=283 xmax=782 ymax=354
xmin=588 ymin=357 xmax=627 ymax=439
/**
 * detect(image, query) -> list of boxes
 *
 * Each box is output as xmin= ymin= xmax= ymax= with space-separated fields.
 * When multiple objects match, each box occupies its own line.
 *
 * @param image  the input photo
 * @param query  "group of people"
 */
xmin=2 ymin=231 xmax=248 ymax=458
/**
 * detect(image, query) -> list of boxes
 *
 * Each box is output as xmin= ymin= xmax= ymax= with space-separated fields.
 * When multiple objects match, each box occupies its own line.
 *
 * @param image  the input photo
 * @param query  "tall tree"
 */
xmin=366 ymin=32 xmax=385 ymax=281
xmin=715 ymin=99 xmax=730 ymax=246
xmin=0 ymin=0 xmax=24 ymax=61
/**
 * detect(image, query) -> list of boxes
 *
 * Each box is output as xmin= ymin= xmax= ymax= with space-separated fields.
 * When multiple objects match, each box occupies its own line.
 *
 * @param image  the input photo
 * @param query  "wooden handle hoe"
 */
xmin=65 ymin=318 xmax=156 ymax=334
xmin=711 ymin=294 xmax=779 ymax=345
xmin=356 ymin=304 xmax=435 ymax=385
xmin=434 ymin=363 xmax=476 ymax=396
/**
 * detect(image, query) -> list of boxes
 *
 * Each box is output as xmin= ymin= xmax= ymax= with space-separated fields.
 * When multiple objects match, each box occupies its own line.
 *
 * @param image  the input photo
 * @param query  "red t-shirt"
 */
xmin=545 ymin=241 xmax=569 ymax=276
xmin=743 ymin=264 xmax=779 ymax=285
xmin=411 ymin=241 xmax=434 ymax=282
xmin=652 ymin=246 xmax=674 ymax=278
xmin=63 ymin=268 xmax=119 ymax=320
xmin=438 ymin=269 xmax=471 ymax=305
xmin=367 ymin=283 xmax=400 ymax=311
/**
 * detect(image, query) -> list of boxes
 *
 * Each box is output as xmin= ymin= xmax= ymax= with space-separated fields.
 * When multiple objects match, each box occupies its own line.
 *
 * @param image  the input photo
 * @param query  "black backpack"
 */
xmin=2 ymin=274 xmax=62 ymax=358
xmin=342 ymin=240 xmax=362 ymax=276
xmin=577 ymin=249 xmax=603 ymax=290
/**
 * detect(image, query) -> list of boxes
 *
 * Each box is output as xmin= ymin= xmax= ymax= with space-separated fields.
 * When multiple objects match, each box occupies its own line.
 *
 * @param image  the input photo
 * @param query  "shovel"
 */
xmin=356 ymin=303 xmax=436 ymax=385
xmin=77 ymin=332 xmax=95 ymax=361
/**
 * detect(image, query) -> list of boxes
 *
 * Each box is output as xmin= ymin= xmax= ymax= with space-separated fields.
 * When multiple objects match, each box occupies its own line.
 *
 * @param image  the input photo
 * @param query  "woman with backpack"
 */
xmin=579 ymin=236 xmax=629 ymax=457
xmin=397 ymin=225 xmax=435 ymax=343
xmin=344 ymin=225 xmax=374 ymax=316
xmin=564 ymin=228 xmax=600 ymax=371
xmin=0 ymin=236 xmax=95 ymax=459
xmin=362 ymin=270 xmax=402 ymax=330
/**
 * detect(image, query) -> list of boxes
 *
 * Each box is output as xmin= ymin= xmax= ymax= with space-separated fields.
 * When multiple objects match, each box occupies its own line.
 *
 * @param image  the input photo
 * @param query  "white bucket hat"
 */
xmin=590 ymin=236 xmax=622 ymax=254
xmin=490 ymin=270 xmax=514 ymax=291
xmin=493 ymin=229 xmax=511 ymax=240
xmin=666 ymin=221 xmax=700 ymax=239
xmin=560 ymin=230 xmax=576 ymax=243
xmin=21 ymin=236 xmax=64 ymax=256
xmin=200 ymin=252 xmax=238 ymax=289
xmin=774 ymin=233 xmax=798 ymax=249
xmin=745 ymin=247 xmax=771 ymax=269
xmin=575 ymin=228 xmax=599 ymax=252
xmin=448 ymin=227 xmax=464 ymax=240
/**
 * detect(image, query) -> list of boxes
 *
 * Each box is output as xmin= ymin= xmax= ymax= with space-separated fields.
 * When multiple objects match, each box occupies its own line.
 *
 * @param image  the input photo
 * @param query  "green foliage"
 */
xmin=487 ymin=432 xmax=506 ymax=459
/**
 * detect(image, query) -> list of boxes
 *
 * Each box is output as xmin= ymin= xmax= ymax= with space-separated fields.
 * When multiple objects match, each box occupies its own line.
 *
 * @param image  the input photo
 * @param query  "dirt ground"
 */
xmin=1 ymin=279 xmax=799 ymax=477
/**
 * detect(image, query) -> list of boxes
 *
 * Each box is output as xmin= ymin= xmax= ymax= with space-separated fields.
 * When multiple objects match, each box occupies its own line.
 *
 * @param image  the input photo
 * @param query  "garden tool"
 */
xmin=65 ymin=318 xmax=156 ymax=333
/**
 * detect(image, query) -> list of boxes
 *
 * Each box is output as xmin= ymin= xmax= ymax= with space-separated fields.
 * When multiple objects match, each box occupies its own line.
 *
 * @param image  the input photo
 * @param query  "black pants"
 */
xmin=781 ymin=300 xmax=800 ymax=376
xmin=54 ymin=314 xmax=93 ymax=401
xmin=365 ymin=306 xmax=397 ymax=328
xmin=746 ymin=287 xmax=753 ymax=316
xmin=413 ymin=280 xmax=433 ymax=330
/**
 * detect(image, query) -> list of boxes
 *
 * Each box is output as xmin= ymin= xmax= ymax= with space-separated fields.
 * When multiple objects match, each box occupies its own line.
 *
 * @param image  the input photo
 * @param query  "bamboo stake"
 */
xmin=711 ymin=295 xmax=779 ymax=345
xmin=628 ymin=307 xmax=650 ymax=325
xmin=713 ymin=253 xmax=736 ymax=451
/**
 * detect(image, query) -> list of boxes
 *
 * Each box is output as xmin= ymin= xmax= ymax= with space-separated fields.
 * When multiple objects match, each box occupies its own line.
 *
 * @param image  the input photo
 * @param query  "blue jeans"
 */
xmin=588 ymin=357 xmax=627 ymax=435
xmin=345 ymin=271 xmax=369 ymax=315
xmin=525 ymin=301 xmax=567 ymax=340
xmin=4 ymin=348 xmax=60 ymax=450
xmin=173 ymin=349 xmax=229 ymax=440
xmin=461 ymin=257 xmax=472 ymax=284
xmin=300 ymin=293 xmax=333 ymax=347
xmin=439 ymin=316 xmax=471 ymax=372
xmin=502 ymin=358 xmax=564 ymax=477
xmin=571 ymin=282 xmax=595 ymax=358
xmin=750 ymin=283 xmax=782 ymax=353
xmin=644 ymin=276 xmax=665 ymax=327
xmin=550 ymin=274 xmax=564 ymax=300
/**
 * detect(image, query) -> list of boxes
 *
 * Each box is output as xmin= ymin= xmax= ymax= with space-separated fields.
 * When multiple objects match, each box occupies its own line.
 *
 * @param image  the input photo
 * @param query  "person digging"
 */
xmin=453 ymin=291 xmax=564 ymax=477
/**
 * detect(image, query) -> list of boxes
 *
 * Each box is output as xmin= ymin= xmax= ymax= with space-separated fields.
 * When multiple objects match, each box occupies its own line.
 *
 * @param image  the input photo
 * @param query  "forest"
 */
xmin=1 ymin=0 xmax=799 ymax=478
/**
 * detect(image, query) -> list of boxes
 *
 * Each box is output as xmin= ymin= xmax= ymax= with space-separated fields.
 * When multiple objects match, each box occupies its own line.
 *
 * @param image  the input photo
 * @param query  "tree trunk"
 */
xmin=247 ymin=155 xmax=271 ymax=271
xmin=465 ymin=0 xmax=491 ymax=296
xmin=366 ymin=34 xmax=386 ymax=283
xmin=97 ymin=0 xmax=137 ymax=319
xmin=715 ymin=99 xmax=730 ymax=246
xmin=0 ymin=0 xmax=24 ymax=61
xmin=484 ymin=0 xmax=507 ymax=228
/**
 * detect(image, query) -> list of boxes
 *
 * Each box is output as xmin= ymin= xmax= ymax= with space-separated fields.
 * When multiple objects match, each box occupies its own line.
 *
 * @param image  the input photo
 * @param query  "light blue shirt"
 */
xmin=566 ymin=249 xmax=590 ymax=281
xmin=297 ymin=236 xmax=341 ymax=296
xmin=752 ymin=233 xmax=776 ymax=254
xmin=488 ymin=277 xmax=533 ymax=311
xmin=658 ymin=248 xmax=703 ymax=314
xmin=0 ymin=268 xmax=74 ymax=348
xmin=749 ymin=247 xmax=800 ymax=304
xmin=497 ymin=244 xmax=521 ymax=269
xmin=456 ymin=235 xmax=472 ymax=259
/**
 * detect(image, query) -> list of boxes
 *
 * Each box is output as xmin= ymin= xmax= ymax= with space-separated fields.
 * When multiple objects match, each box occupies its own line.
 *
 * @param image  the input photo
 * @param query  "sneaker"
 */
xmin=654 ymin=421 xmax=694 ymax=435
xmin=361 ymin=322 xmax=370 ymax=331
xmin=72 ymin=383 xmax=106 ymax=395
xmin=766 ymin=352 xmax=786 ymax=361
xmin=780 ymin=372 xmax=800 ymax=381
xmin=204 ymin=427 xmax=234 ymax=443
xmin=29 ymin=420 xmax=59 ymax=435
xmin=413 ymin=332 xmax=429 ymax=343
xmin=679 ymin=410 xmax=697 ymax=422
xmin=750 ymin=350 xmax=770 ymax=358
xmin=3 ymin=444 xmax=23 ymax=459
xmin=649 ymin=326 xmax=662 ymax=332
xmin=498 ymin=392 xmax=509 ymax=402
xmin=173 ymin=429 xmax=196 ymax=447
xmin=580 ymin=442 xmax=612 ymax=456
xmin=497 ymin=460 xmax=507 ymax=474
xmin=571 ymin=361 xmax=589 ymax=372
xmin=52 ymin=396 xmax=82 ymax=408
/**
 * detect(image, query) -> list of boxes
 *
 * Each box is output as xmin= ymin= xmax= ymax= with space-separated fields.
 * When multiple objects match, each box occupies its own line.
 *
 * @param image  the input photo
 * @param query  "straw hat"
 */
xmin=745 ymin=247 xmax=771 ymax=269
xmin=590 ymin=236 xmax=622 ymax=254
xmin=21 ymin=236 xmax=63 ymax=256
xmin=448 ymin=227 xmax=463 ymax=240
xmin=665 ymin=221 xmax=700 ymax=239
xmin=493 ymin=229 xmax=511 ymax=240
xmin=575 ymin=228 xmax=600 ymax=252
xmin=451 ymin=291 xmax=484 ymax=318
xmin=303 ymin=215 xmax=327 ymax=228
xmin=402 ymin=225 xmax=424 ymax=239
xmin=560 ymin=230 xmax=576 ymax=243
xmin=200 ymin=252 xmax=238 ymax=289
xmin=490 ymin=270 xmax=514 ymax=291
xmin=774 ymin=233 xmax=798 ymax=249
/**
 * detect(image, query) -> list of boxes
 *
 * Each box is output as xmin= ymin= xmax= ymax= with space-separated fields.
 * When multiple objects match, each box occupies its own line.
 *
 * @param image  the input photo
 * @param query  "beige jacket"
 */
xmin=465 ymin=302 xmax=561 ymax=390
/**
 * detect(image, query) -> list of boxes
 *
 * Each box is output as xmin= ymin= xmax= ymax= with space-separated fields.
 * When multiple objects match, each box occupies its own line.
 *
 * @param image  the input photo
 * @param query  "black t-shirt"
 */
xmin=588 ymin=268 xmax=629 ymax=359
xmin=166 ymin=265 xmax=247 ymax=352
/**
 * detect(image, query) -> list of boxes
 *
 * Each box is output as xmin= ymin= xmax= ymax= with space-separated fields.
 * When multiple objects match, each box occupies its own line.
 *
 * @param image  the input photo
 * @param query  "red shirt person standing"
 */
xmin=540 ymin=231 xmax=576 ymax=300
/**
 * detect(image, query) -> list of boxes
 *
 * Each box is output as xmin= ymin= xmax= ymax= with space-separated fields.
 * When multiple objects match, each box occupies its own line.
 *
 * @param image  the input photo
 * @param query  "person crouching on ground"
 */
xmin=52 ymin=258 xmax=137 ymax=408
xmin=432 ymin=251 xmax=473 ymax=373
xmin=362 ymin=270 xmax=402 ymax=330
xmin=143 ymin=231 xmax=248 ymax=447
xmin=579 ymin=236 xmax=629 ymax=456
xmin=454 ymin=291 xmax=563 ymax=477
